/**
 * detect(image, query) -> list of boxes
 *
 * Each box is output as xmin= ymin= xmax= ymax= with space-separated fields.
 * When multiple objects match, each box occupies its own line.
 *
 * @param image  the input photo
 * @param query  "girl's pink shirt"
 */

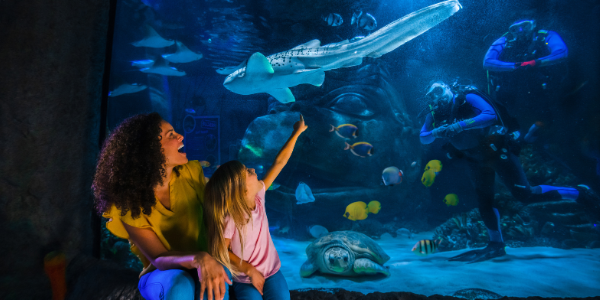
xmin=223 ymin=181 xmax=281 ymax=283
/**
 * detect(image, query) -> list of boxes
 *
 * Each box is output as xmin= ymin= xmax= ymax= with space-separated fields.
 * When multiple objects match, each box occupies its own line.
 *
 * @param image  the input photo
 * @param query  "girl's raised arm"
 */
xmin=262 ymin=114 xmax=307 ymax=190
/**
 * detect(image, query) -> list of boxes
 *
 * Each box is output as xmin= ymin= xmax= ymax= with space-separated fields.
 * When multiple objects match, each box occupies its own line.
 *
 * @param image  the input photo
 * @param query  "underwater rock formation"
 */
xmin=433 ymin=191 xmax=599 ymax=250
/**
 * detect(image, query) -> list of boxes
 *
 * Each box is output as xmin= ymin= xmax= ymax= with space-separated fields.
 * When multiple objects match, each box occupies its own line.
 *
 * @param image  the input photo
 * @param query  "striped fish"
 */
xmin=411 ymin=239 xmax=441 ymax=256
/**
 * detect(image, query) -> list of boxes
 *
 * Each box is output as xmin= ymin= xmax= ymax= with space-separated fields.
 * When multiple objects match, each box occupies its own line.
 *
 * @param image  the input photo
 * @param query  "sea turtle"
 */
xmin=300 ymin=231 xmax=390 ymax=277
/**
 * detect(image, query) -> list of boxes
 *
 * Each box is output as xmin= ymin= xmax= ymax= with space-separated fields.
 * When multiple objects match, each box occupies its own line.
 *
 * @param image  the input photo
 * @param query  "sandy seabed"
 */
xmin=273 ymin=231 xmax=600 ymax=298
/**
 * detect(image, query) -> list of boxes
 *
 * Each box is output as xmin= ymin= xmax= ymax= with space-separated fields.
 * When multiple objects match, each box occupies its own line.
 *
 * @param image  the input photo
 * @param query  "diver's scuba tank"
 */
xmin=449 ymin=79 xmax=522 ymax=159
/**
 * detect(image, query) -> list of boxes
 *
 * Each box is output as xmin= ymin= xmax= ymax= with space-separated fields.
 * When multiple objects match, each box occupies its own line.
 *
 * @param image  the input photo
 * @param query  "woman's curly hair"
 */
xmin=92 ymin=112 xmax=169 ymax=219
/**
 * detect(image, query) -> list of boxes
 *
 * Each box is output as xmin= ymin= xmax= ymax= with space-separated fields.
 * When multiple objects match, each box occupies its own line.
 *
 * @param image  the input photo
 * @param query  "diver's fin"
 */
xmin=267 ymin=88 xmax=295 ymax=103
xmin=246 ymin=52 xmax=274 ymax=76
xmin=300 ymin=260 xmax=319 ymax=277
xmin=353 ymin=258 xmax=390 ymax=276
xmin=293 ymin=69 xmax=325 ymax=87
xmin=340 ymin=57 xmax=363 ymax=68
xmin=292 ymin=39 xmax=322 ymax=49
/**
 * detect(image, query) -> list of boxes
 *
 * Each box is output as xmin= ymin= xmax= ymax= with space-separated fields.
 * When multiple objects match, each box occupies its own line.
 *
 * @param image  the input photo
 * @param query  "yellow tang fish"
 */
xmin=411 ymin=239 xmax=441 ymax=257
xmin=343 ymin=200 xmax=381 ymax=221
xmin=421 ymin=169 xmax=436 ymax=187
xmin=425 ymin=160 xmax=442 ymax=173
xmin=444 ymin=193 xmax=459 ymax=206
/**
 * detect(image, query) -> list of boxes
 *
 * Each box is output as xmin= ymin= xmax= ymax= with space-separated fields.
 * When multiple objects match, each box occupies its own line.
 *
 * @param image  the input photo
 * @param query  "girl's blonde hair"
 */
xmin=203 ymin=160 xmax=253 ymax=277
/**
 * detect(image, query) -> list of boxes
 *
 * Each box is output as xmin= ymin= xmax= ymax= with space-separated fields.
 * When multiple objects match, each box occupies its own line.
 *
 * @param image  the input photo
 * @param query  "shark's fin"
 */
xmin=323 ymin=40 xmax=350 ymax=47
xmin=267 ymin=88 xmax=295 ymax=103
xmin=292 ymin=39 xmax=321 ymax=50
xmin=246 ymin=52 xmax=274 ymax=75
xmin=367 ymin=51 xmax=384 ymax=58
xmin=292 ymin=69 xmax=325 ymax=86
xmin=340 ymin=57 xmax=363 ymax=68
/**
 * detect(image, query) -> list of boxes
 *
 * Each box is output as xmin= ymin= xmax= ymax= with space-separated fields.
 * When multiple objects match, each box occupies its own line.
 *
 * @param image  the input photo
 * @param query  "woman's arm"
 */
xmin=262 ymin=114 xmax=308 ymax=190
xmin=123 ymin=223 xmax=231 ymax=300
xmin=224 ymin=238 xmax=264 ymax=295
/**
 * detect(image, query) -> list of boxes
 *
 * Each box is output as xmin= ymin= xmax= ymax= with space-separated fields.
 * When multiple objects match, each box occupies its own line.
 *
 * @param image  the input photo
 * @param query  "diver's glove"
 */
xmin=446 ymin=122 xmax=463 ymax=137
xmin=431 ymin=125 xmax=449 ymax=138
xmin=516 ymin=59 xmax=540 ymax=69
xmin=432 ymin=123 xmax=463 ymax=138
xmin=448 ymin=241 xmax=506 ymax=263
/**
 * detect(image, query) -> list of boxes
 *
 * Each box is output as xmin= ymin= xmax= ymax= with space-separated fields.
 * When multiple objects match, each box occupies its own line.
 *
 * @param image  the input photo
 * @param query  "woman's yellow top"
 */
xmin=103 ymin=160 xmax=208 ymax=276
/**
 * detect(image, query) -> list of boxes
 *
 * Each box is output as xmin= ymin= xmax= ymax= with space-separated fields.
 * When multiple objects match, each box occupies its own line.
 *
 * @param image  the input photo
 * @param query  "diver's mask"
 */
xmin=508 ymin=20 xmax=535 ymax=41
xmin=426 ymin=82 xmax=453 ymax=113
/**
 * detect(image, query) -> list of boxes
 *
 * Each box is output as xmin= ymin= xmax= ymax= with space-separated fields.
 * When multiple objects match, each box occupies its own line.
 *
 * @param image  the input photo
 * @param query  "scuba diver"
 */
xmin=419 ymin=80 xmax=600 ymax=263
xmin=483 ymin=20 xmax=568 ymax=128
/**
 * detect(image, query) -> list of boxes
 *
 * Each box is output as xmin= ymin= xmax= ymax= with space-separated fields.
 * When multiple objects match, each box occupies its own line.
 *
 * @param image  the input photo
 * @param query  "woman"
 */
xmin=92 ymin=112 xmax=231 ymax=300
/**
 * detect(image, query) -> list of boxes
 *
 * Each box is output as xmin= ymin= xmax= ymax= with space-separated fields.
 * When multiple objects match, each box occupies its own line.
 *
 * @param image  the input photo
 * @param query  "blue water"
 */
xmin=104 ymin=0 xmax=600 ymax=297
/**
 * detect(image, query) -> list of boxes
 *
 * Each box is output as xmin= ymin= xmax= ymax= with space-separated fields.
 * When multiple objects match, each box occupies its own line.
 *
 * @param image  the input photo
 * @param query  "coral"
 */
xmin=519 ymin=145 xmax=578 ymax=187
xmin=432 ymin=209 xmax=488 ymax=252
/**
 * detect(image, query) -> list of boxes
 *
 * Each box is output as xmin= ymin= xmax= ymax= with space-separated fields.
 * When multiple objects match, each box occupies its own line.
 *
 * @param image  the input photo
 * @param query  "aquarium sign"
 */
xmin=200 ymin=119 xmax=217 ymax=130
xmin=183 ymin=115 xmax=220 ymax=177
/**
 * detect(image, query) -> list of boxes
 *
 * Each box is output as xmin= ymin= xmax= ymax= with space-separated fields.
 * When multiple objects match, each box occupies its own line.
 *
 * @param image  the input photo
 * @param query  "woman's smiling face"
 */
xmin=159 ymin=121 xmax=188 ymax=168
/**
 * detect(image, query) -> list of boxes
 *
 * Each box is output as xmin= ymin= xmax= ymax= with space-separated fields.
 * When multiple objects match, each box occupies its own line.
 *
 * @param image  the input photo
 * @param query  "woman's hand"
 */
xmin=193 ymin=252 xmax=232 ymax=300
xmin=293 ymin=114 xmax=308 ymax=135
xmin=246 ymin=265 xmax=265 ymax=295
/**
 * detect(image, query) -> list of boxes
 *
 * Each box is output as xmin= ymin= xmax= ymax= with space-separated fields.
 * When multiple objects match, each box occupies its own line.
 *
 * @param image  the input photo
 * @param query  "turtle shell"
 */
xmin=306 ymin=231 xmax=390 ymax=265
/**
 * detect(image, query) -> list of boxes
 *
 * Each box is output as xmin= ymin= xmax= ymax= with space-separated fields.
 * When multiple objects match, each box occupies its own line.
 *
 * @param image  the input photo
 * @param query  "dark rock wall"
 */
xmin=0 ymin=0 xmax=109 ymax=298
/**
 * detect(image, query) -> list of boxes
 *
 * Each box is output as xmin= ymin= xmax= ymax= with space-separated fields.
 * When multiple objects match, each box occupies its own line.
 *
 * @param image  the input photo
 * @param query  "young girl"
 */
xmin=204 ymin=114 xmax=307 ymax=300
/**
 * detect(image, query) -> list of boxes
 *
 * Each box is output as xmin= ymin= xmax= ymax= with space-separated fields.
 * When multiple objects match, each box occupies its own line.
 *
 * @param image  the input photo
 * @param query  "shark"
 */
xmin=162 ymin=41 xmax=203 ymax=63
xmin=223 ymin=0 xmax=462 ymax=103
xmin=131 ymin=24 xmax=175 ymax=48
xmin=108 ymin=83 xmax=148 ymax=97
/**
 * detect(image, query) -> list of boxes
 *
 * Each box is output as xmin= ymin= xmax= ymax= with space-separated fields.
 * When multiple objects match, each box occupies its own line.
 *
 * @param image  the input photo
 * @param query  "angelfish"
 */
xmin=322 ymin=13 xmax=343 ymax=27
xmin=352 ymin=12 xmax=377 ymax=31
xmin=382 ymin=166 xmax=403 ymax=186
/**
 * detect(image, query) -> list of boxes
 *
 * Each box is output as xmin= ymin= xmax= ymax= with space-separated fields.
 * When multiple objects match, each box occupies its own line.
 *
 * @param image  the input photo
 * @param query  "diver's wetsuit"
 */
xmin=483 ymin=30 xmax=568 ymax=127
xmin=420 ymin=92 xmax=579 ymax=260
xmin=483 ymin=31 xmax=568 ymax=72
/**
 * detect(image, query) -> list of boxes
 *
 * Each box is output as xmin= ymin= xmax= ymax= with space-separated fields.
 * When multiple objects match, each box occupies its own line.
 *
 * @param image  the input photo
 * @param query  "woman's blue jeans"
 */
xmin=138 ymin=266 xmax=232 ymax=300
xmin=232 ymin=270 xmax=290 ymax=300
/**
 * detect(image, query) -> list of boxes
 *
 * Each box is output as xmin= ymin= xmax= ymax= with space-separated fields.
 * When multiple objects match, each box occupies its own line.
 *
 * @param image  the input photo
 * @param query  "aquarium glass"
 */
xmin=103 ymin=0 xmax=600 ymax=297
